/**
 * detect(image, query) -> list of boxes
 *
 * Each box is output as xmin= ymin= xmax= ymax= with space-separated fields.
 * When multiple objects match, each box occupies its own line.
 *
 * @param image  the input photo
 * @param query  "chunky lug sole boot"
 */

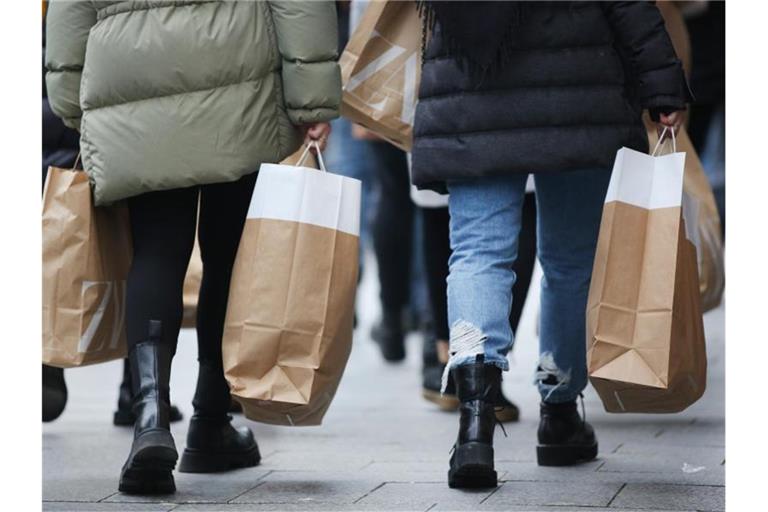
xmin=114 ymin=358 xmax=184 ymax=426
xmin=178 ymin=361 xmax=260 ymax=473
xmin=537 ymin=399 xmax=598 ymax=466
xmin=119 ymin=321 xmax=178 ymax=494
xmin=448 ymin=355 xmax=500 ymax=489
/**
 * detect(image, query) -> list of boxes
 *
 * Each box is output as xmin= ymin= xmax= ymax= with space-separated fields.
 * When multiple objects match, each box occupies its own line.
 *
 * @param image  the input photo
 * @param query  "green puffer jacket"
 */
xmin=45 ymin=0 xmax=341 ymax=205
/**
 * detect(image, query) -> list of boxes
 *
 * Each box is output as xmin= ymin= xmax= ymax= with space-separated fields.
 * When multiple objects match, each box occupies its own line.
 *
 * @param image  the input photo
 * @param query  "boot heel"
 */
xmin=448 ymin=442 xmax=497 ymax=489
xmin=178 ymin=443 xmax=260 ymax=473
xmin=120 ymin=430 xmax=178 ymax=494
xmin=537 ymin=441 xmax=598 ymax=466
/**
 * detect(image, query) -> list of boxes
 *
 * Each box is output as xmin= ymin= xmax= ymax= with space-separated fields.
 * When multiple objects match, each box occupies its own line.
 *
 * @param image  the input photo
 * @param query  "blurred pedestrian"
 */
xmin=413 ymin=1 xmax=691 ymax=488
xmin=684 ymin=1 xmax=725 ymax=232
xmin=45 ymin=0 xmax=341 ymax=495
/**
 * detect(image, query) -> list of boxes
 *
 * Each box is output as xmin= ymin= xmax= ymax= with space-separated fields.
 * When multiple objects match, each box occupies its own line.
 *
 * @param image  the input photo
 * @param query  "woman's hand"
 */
xmin=656 ymin=109 xmax=687 ymax=141
xmin=302 ymin=122 xmax=332 ymax=152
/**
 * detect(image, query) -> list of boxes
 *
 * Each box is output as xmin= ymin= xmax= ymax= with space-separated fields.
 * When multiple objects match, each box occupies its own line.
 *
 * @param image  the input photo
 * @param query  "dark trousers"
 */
xmin=421 ymin=193 xmax=537 ymax=341
xmin=371 ymin=144 xmax=413 ymax=317
xmin=125 ymin=173 xmax=258 ymax=377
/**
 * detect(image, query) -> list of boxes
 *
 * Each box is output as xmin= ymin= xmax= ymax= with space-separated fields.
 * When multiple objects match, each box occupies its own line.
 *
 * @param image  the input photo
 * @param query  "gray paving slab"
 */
xmin=480 ymin=480 xmax=624 ymax=509
xmin=43 ymin=503 xmax=175 ymax=512
xmin=232 ymin=471 xmax=381 ymax=505
xmin=610 ymin=483 xmax=725 ymax=511
xmin=104 ymin=469 xmax=270 ymax=504
xmin=356 ymin=481 xmax=496 ymax=510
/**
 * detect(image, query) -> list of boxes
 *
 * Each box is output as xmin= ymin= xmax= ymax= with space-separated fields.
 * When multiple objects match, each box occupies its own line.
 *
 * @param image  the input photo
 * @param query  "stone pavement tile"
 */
xmin=480 ymin=480 xmax=624 ymax=509
xmin=104 ymin=468 xmax=270 ymax=504
xmin=259 ymin=450 xmax=375 ymax=472
xmin=497 ymin=460 xmax=725 ymax=487
xmin=42 ymin=477 xmax=119 ymax=503
xmin=601 ymin=444 xmax=725 ymax=475
xmin=356 ymin=481 xmax=495 ymax=510
xmin=174 ymin=504 xmax=400 ymax=512
xmin=610 ymin=483 xmax=725 ymax=511
xmin=44 ymin=502 xmax=175 ymax=512
xmin=652 ymin=420 xmax=725 ymax=447
xmin=232 ymin=471 xmax=381 ymax=505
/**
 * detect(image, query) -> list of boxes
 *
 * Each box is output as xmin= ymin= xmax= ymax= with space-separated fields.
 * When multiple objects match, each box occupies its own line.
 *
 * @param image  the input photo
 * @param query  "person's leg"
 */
xmin=178 ymin=171 xmax=260 ymax=474
xmin=125 ymin=187 xmax=199 ymax=352
xmin=446 ymin=175 xmax=527 ymax=371
xmin=120 ymin=186 xmax=199 ymax=494
xmin=370 ymin=143 xmax=413 ymax=361
xmin=533 ymin=169 xmax=610 ymax=403
xmin=445 ymin=174 xmax=527 ymax=488
xmin=533 ymin=168 xmax=610 ymax=466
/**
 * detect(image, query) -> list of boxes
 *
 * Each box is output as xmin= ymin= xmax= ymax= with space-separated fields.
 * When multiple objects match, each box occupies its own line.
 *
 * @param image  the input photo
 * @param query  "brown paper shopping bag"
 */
xmin=587 ymin=130 xmax=707 ymax=413
xmin=644 ymin=120 xmax=725 ymax=313
xmin=646 ymin=124 xmax=724 ymax=312
xmin=340 ymin=0 xmax=422 ymax=151
xmin=42 ymin=167 xmax=131 ymax=367
xmin=222 ymin=143 xmax=360 ymax=426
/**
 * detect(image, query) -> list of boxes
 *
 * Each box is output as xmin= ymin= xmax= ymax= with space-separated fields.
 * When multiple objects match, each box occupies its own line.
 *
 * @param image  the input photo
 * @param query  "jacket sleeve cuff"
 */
xmin=638 ymin=64 xmax=694 ymax=113
xmin=281 ymin=60 xmax=341 ymax=125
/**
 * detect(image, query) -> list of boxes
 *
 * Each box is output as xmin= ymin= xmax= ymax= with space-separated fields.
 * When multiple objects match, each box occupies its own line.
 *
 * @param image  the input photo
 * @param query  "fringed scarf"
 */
xmin=417 ymin=1 xmax=526 ymax=78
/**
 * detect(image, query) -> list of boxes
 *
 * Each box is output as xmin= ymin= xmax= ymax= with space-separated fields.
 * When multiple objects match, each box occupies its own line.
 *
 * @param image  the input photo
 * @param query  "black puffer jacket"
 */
xmin=411 ymin=1 xmax=692 ymax=191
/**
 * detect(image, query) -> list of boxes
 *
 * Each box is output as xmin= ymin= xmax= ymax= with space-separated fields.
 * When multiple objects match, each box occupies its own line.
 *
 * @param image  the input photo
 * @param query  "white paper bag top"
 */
xmin=248 ymin=164 xmax=361 ymax=237
xmin=605 ymin=147 xmax=686 ymax=210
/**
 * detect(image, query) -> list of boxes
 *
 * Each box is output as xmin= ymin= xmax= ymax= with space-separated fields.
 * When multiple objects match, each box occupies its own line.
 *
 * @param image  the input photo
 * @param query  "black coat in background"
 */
xmin=411 ymin=1 xmax=692 ymax=192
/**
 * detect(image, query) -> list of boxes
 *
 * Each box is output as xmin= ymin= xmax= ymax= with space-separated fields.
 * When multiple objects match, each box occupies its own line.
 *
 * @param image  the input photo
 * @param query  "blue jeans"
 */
xmin=445 ymin=169 xmax=611 ymax=403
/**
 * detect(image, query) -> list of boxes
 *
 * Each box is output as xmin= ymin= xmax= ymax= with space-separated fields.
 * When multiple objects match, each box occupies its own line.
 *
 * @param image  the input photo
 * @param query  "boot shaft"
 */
xmin=452 ymin=356 xmax=501 ymax=445
xmin=129 ymin=320 xmax=172 ymax=432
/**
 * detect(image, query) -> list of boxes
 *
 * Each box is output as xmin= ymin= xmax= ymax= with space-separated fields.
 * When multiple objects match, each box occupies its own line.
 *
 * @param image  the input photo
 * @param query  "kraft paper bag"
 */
xmin=587 ymin=131 xmax=707 ymax=413
xmin=42 ymin=167 xmax=131 ymax=368
xmin=340 ymin=0 xmax=421 ymax=151
xmin=181 ymin=152 xmax=319 ymax=329
xmin=222 ymin=143 xmax=360 ymax=426
xmin=646 ymin=123 xmax=724 ymax=312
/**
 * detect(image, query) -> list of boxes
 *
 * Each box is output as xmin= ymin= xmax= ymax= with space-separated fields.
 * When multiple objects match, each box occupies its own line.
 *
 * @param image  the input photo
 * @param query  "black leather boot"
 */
xmin=119 ymin=321 xmax=178 ymax=494
xmin=178 ymin=361 xmax=260 ymax=473
xmin=43 ymin=364 xmax=67 ymax=422
xmin=448 ymin=355 xmax=500 ymax=489
xmin=114 ymin=358 xmax=184 ymax=426
xmin=537 ymin=398 xmax=598 ymax=466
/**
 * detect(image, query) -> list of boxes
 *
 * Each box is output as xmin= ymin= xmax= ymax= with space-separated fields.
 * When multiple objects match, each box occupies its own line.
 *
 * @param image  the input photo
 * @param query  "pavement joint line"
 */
xmin=654 ymin=429 xmax=665 ymax=438
xmin=606 ymin=482 xmax=627 ymax=507
xmin=352 ymin=481 xmax=387 ymax=504
xmin=594 ymin=460 xmax=607 ymax=471
xmin=225 ymin=470 xmax=272 ymax=504
xmin=611 ymin=443 xmax=624 ymax=454
xmin=423 ymin=503 xmax=438 ymax=512
xmin=97 ymin=491 xmax=119 ymax=502
xmin=478 ymin=482 xmax=502 ymax=504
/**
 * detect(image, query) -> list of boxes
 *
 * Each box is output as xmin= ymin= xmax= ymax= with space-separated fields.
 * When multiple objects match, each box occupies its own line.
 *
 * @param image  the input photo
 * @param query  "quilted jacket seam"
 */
xmin=83 ymin=75 xmax=276 ymax=112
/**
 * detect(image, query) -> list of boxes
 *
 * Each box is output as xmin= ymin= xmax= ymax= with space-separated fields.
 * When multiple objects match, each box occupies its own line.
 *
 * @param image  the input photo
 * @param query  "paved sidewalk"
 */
xmin=43 ymin=261 xmax=725 ymax=512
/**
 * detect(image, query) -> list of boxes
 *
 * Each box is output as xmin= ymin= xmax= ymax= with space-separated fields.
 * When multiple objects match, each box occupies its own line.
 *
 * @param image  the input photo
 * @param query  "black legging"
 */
xmin=125 ymin=172 xmax=258 ymax=371
xmin=421 ymin=193 xmax=538 ymax=341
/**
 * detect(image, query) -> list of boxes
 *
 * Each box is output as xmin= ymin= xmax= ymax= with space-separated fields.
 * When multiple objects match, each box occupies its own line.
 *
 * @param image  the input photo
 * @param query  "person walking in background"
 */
xmin=45 ymin=0 xmax=341 ymax=495
xmin=413 ymin=1 xmax=691 ymax=488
